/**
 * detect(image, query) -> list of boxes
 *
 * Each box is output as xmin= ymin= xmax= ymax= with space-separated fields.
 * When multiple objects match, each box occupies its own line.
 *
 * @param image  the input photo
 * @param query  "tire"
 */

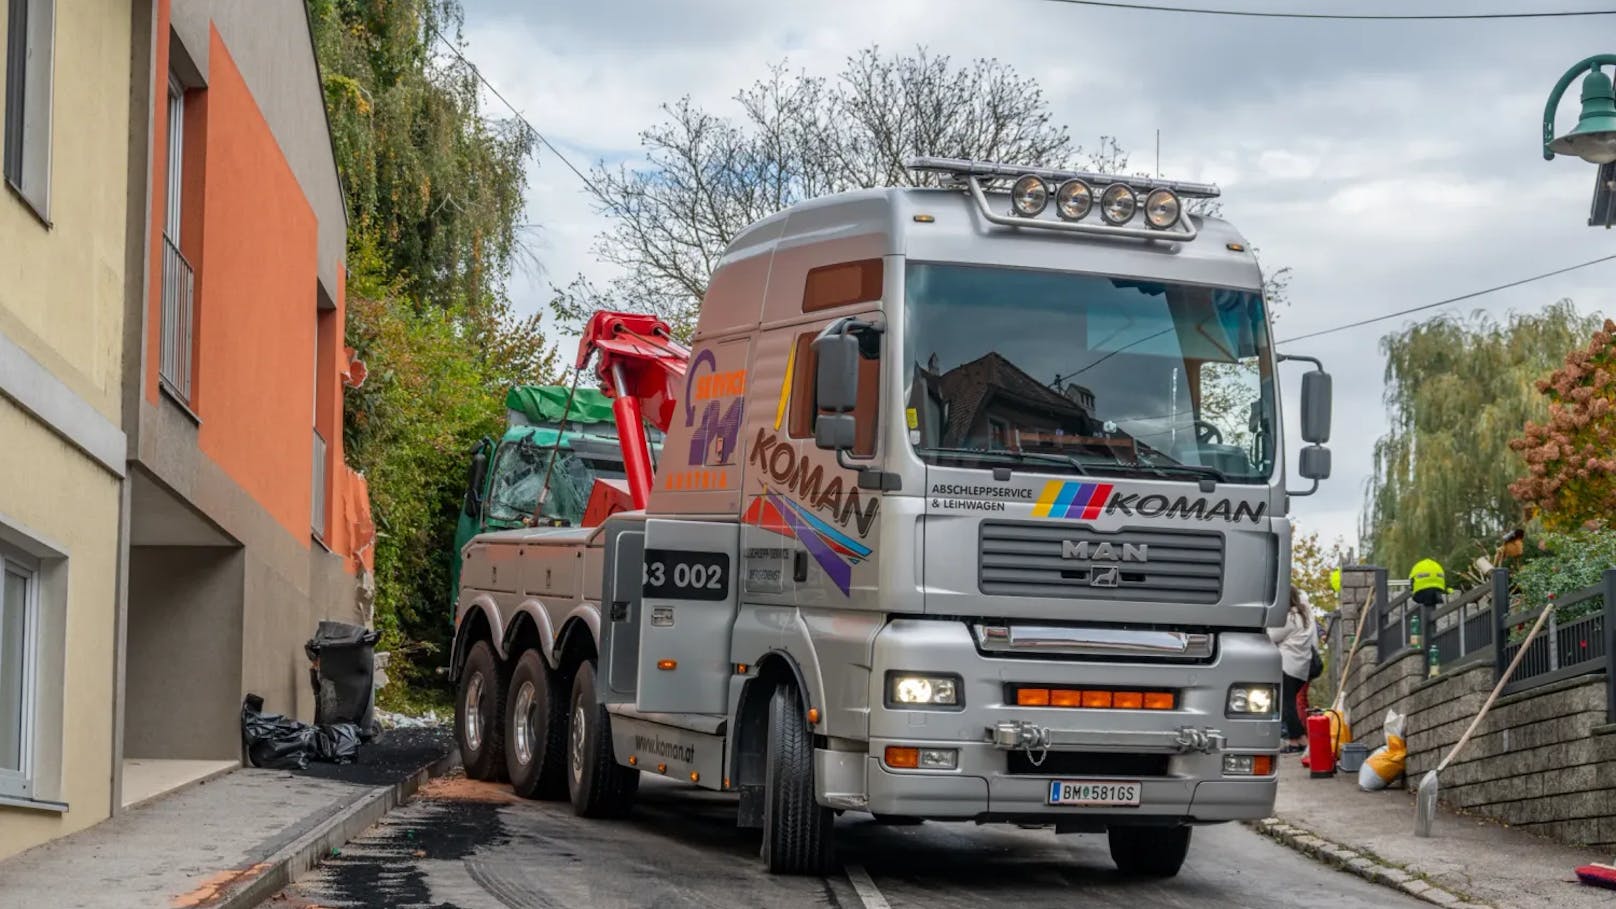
xmin=504 ymin=650 xmax=569 ymax=800
xmin=1108 ymin=824 xmax=1192 ymax=878
xmin=567 ymin=661 xmax=638 ymax=817
xmin=457 ymin=640 xmax=507 ymax=782
xmin=761 ymin=685 xmax=835 ymax=875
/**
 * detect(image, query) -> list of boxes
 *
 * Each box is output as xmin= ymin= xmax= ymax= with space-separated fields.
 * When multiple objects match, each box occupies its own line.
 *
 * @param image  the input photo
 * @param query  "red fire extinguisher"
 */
xmin=1306 ymin=711 xmax=1336 ymax=778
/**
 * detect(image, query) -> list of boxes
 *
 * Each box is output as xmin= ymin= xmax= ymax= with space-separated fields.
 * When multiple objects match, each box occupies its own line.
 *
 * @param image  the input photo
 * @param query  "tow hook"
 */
xmin=991 ymin=721 xmax=1052 ymax=768
xmin=1175 ymin=726 xmax=1226 ymax=754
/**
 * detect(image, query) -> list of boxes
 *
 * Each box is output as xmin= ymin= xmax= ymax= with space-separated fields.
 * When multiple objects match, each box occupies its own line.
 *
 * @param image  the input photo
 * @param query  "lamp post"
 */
xmin=1543 ymin=55 xmax=1616 ymax=227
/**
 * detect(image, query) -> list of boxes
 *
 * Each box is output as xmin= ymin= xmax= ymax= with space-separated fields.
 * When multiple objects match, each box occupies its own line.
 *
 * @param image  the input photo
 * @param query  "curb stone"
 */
xmin=1248 ymin=817 xmax=1493 ymax=909
xmin=207 ymin=746 xmax=460 ymax=909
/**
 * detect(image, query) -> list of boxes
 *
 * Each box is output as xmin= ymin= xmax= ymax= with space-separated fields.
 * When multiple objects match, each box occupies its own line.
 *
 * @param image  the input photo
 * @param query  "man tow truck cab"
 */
xmin=450 ymin=157 xmax=1333 ymax=876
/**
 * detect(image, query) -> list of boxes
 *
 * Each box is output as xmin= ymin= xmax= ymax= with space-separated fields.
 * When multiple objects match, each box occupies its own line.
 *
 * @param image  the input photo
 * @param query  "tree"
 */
xmin=1292 ymin=526 xmax=1352 ymax=614
xmin=1362 ymin=302 xmax=1599 ymax=579
xmin=1509 ymin=318 xmax=1616 ymax=529
xmin=309 ymin=0 xmax=560 ymax=701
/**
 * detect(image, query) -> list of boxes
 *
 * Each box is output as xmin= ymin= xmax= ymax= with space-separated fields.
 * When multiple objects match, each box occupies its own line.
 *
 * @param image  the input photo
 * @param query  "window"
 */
xmin=3 ymin=0 xmax=53 ymax=218
xmin=786 ymin=331 xmax=880 ymax=457
xmin=0 ymin=549 xmax=36 ymax=799
xmin=159 ymin=76 xmax=195 ymax=401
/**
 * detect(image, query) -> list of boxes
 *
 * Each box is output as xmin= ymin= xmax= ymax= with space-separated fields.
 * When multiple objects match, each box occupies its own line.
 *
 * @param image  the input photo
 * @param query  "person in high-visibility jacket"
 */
xmin=1330 ymin=568 xmax=1341 ymax=593
xmin=1411 ymin=557 xmax=1445 ymax=607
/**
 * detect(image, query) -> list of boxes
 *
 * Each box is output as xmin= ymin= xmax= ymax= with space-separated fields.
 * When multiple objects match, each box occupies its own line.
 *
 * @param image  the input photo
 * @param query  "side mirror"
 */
xmin=1300 ymin=369 xmax=1332 ymax=444
xmin=1298 ymin=444 xmax=1331 ymax=481
xmin=463 ymin=442 xmax=490 ymax=518
xmin=815 ymin=413 xmax=857 ymax=451
xmin=813 ymin=330 xmax=861 ymax=415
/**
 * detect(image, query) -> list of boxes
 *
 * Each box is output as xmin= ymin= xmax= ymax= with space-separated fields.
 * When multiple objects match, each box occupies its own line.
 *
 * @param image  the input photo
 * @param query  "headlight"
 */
xmin=1055 ymin=179 xmax=1093 ymax=220
xmin=1226 ymin=684 xmax=1278 ymax=716
xmin=1100 ymin=183 xmax=1137 ymax=224
xmin=887 ymin=672 xmax=962 ymax=707
xmin=1144 ymin=188 xmax=1181 ymax=229
xmin=1010 ymin=174 xmax=1049 ymax=217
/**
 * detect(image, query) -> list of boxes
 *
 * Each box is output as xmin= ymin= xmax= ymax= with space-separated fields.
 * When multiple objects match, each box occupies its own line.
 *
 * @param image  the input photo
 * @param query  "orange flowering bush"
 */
xmin=1509 ymin=319 xmax=1616 ymax=530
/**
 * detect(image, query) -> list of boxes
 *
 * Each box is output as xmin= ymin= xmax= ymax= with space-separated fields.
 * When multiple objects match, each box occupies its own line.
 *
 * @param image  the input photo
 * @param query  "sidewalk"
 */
xmin=1259 ymin=752 xmax=1611 ymax=909
xmin=0 ymin=728 xmax=455 ymax=909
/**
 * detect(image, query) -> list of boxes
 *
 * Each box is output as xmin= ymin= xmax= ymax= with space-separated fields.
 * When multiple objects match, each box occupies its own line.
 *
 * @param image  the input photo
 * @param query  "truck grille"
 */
xmin=979 ymin=522 xmax=1223 ymax=604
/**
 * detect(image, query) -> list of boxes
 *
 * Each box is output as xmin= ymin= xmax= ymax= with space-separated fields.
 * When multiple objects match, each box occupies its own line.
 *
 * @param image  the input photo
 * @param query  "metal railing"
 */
xmin=1359 ymin=566 xmax=1616 ymax=722
xmin=312 ymin=429 xmax=327 ymax=540
xmin=159 ymin=235 xmax=195 ymax=401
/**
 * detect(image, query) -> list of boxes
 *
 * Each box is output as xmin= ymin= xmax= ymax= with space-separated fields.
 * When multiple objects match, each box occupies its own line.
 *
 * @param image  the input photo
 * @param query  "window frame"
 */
xmin=3 ymin=0 xmax=55 ymax=222
xmin=163 ymin=74 xmax=183 ymax=244
xmin=0 ymin=546 xmax=39 ymax=800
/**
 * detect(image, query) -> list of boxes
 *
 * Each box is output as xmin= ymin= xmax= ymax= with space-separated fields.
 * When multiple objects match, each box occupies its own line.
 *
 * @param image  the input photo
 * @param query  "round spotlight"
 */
xmin=1055 ymin=180 xmax=1093 ymax=220
xmin=1100 ymin=183 xmax=1137 ymax=225
xmin=1010 ymin=174 xmax=1049 ymax=217
xmin=1144 ymin=188 xmax=1182 ymax=229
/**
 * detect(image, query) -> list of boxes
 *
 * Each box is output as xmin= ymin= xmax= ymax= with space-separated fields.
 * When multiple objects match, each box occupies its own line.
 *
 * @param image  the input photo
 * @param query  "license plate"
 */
xmin=1047 ymin=780 xmax=1141 ymax=807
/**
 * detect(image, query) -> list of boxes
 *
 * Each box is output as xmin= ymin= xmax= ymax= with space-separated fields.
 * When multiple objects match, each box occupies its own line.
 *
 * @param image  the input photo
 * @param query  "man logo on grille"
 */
xmin=1089 ymin=565 xmax=1121 ymax=588
xmin=1062 ymin=540 xmax=1149 ymax=562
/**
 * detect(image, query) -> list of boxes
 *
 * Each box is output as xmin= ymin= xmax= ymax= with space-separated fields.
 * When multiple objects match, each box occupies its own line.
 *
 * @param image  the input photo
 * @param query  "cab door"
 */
xmin=634 ymin=517 xmax=739 ymax=715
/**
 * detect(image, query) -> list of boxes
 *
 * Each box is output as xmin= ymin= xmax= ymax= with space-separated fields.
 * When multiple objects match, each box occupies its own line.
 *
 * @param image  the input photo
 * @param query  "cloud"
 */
xmin=460 ymin=0 xmax=1616 ymax=550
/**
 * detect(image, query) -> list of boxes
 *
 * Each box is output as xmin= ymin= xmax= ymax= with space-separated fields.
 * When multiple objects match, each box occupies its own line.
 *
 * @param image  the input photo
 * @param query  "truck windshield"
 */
xmin=903 ymin=262 xmax=1276 ymax=483
xmin=486 ymin=443 xmax=628 ymax=526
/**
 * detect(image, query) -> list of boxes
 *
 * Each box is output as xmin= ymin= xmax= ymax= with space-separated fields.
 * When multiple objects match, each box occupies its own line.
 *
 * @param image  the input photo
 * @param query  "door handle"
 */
xmin=793 ymin=551 xmax=808 ymax=583
xmin=610 ymin=601 xmax=629 ymax=622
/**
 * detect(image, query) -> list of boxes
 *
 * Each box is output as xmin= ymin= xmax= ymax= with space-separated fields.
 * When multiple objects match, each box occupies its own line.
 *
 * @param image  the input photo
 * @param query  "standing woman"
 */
xmin=1269 ymin=588 xmax=1318 ymax=753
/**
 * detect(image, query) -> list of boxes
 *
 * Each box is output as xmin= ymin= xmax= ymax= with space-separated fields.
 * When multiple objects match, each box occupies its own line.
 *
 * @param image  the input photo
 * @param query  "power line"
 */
xmin=424 ymin=25 xmax=604 ymax=201
xmin=1032 ymin=0 xmax=1616 ymax=19
xmin=1277 ymin=253 xmax=1616 ymax=344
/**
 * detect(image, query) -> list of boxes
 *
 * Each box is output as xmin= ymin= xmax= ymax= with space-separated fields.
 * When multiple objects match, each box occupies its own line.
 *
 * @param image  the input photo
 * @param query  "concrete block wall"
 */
xmin=1339 ymin=644 xmax=1616 ymax=848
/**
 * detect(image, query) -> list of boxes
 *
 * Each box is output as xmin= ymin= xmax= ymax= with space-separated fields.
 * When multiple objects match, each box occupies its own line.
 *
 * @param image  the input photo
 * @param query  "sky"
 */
xmin=457 ymin=0 xmax=1616 ymax=552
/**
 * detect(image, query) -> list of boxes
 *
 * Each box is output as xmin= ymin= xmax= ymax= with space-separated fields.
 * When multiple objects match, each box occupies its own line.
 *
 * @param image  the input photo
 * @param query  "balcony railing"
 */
xmin=159 ymin=235 xmax=194 ymax=401
xmin=312 ymin=429 xmax=328 ymax=540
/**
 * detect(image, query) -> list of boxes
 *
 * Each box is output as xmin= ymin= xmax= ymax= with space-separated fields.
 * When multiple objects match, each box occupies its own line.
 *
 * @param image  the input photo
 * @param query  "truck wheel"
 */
xmin=504 ymin=650 xmax=569 ymax=800
xmin=567 ymin=661 xmax=638 ymax=817
xmin=761 ymin=685 xmax=834 ymax=875
xmin=1108 ymin=824 xmax=1192 ymax=878
xmin=457 ymin=640 xmax=507 ymax=782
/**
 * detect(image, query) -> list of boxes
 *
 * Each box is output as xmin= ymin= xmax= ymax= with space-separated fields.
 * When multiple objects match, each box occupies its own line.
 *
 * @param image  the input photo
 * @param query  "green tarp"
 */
xmin=505 ymin=385 xmax=616 ymax=426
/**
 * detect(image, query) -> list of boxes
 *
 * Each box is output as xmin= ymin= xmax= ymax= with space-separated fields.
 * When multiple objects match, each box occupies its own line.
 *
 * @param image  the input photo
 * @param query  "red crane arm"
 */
xmin=575 ymin=311 xmax=690 ymax=510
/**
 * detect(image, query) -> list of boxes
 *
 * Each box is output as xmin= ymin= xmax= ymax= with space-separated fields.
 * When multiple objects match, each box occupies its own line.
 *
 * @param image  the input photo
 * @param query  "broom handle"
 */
xmin=1435 ymin=600 xmax=1556 ymax=774
xmin=1330 ymin=589 xmax=1379 ymax=714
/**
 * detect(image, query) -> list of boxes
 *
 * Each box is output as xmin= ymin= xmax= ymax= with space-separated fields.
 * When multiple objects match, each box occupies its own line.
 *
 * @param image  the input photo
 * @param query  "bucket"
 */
xmin=1338 ymin=742 xmax=1370 ymax=774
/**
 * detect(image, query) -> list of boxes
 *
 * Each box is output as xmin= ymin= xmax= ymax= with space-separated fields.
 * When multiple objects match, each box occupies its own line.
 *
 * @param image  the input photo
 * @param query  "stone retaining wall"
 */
xmin=1340 ymin=645 xmax=1616 ymax=848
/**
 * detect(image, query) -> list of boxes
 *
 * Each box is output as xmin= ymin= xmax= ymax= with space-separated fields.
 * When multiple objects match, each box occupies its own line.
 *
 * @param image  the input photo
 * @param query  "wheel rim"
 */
xmin=464 ymin=673 xmax=484 ymax=752
xmin=570 ymin=704 xmax=587 ymax=785
xmin=513 ymin=681 xmax=536 ymax=767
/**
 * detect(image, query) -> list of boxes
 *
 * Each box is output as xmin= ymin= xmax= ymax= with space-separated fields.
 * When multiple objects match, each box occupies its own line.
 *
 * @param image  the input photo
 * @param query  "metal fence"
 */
xmin=312 ymin=429 xmax=327 ymax=540
xmin=159 ymin=235 xmax=194 ymax=401
xmin=1359 ymin=567 xmax=1616 ymax=722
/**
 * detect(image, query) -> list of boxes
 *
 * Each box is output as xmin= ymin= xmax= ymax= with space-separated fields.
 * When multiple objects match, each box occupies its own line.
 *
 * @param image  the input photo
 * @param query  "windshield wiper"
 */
xmin=1120 ymin=457 xmax=1228 ymax=484
xmin=917 ymin=447 xmax=1090 ymax=475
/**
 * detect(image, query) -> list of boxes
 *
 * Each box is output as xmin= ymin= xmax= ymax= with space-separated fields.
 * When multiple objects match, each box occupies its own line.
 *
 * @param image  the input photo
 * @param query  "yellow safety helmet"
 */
xmin=1330 ymin=568 xmax=1341 ymax=592
xmin=1410 ymin=558 xmax=1445 ymax=594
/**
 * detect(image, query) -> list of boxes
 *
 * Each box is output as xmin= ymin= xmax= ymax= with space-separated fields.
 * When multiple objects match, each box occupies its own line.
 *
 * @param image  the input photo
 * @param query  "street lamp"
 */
xmin=1543 ymin=55 xmax=1616 ymax=165
xmin=1544 ymin=55 xmax=1616 ymax=228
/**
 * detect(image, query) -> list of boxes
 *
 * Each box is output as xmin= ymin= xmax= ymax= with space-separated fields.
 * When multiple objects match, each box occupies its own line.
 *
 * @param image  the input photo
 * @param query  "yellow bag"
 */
xmin=1359 ymin=709 xmax=1407 ymax=790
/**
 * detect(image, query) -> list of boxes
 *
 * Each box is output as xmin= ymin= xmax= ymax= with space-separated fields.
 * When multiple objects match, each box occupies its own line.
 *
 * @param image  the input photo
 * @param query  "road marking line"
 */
xmin=844 ymin=864 xmax=892 ymax=909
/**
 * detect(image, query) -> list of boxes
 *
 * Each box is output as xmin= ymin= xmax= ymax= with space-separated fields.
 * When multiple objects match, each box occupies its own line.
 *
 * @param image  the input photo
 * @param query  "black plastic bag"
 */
xmin=242 ymin=694 xmax=314 ymax=770
xmin=311 ymin=723 xmax=361 ymax=763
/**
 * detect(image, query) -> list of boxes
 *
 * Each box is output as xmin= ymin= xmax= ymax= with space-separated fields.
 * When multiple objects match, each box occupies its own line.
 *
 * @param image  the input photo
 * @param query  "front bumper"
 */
xmin=844 ymin=619 xmax=1280 ymax=824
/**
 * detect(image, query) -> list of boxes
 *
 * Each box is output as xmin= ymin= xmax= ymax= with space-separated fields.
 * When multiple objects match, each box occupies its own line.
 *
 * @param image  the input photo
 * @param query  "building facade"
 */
xmin=0 ymin=0 xmax=137 ymax=858
xmin=0 ymin=0 xmax=373 ymax=860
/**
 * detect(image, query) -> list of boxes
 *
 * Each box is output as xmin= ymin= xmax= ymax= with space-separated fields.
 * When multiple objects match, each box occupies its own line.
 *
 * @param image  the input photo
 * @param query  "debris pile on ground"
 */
xmin=241 ymin=694 xmax=362 ymax=770
xmin=375 ymin=707 xmax=445 ymax=729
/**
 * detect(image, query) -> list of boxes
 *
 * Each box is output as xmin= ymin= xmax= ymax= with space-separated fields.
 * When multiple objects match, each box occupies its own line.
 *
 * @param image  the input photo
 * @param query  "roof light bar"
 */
xmin=906 ymin=156 xmax=1220 ymax=200
xmin=906 ymin=156 xmax=1214 ymax=242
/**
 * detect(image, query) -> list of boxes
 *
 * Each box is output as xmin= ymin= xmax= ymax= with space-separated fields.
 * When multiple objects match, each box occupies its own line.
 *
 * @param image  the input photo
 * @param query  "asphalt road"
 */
xmin=271 ymin=774 xmax=1424 ymax=908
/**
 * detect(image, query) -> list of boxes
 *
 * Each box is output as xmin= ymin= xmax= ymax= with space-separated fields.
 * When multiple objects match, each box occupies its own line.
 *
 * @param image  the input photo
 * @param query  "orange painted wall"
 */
xmin=190 ymin=30 xmax=321 ymax=545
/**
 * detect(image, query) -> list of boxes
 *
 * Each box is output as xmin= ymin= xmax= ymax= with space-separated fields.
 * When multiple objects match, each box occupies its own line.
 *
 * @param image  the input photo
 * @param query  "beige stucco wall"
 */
xmin=0 ymin=0 xmax=135 ymax=860
xmin=0 ymin=0 xmax=133 ymax=423
xmin=0 ymin=399 xmax=121 ymax=859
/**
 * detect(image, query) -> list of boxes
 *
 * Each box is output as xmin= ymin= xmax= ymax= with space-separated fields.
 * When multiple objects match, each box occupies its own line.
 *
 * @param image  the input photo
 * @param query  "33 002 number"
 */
xmin=642 ymin=549 xmax=730 ymax=601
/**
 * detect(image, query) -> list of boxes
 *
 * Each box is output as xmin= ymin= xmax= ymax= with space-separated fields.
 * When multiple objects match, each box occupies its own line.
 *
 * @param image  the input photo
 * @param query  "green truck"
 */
xmin=451 ymin=385 xmax=662 ymax=597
